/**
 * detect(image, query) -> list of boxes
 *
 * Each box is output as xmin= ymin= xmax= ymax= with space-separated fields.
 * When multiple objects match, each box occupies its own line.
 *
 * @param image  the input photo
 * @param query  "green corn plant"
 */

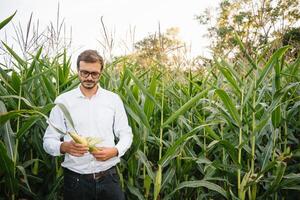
xmin=0 ymin=43 xmax=76 ymax=199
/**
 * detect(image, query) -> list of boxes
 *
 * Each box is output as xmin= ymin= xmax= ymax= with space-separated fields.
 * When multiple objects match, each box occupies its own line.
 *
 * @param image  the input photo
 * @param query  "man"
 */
xmin=43 ymin=50 xmax=133 ymax=200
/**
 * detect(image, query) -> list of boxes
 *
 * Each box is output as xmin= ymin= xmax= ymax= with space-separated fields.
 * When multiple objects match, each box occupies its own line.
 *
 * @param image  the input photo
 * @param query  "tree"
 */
xmin=197 ymin=0 xmax=300 ymax=59
xmin=133 ymin=27 xmax=187 ymax=68
xmin=282 ymin=27 xmax=300 ymax=59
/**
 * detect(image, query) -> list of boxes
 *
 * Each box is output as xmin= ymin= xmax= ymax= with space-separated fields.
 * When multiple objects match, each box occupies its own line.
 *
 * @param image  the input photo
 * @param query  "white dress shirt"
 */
xmin=43 ymin=85 xmax=133 ymax=174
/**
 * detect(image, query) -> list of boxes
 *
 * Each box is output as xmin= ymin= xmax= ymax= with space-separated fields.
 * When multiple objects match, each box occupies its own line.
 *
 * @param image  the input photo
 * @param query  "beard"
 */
xmin=81 ymin=80 xmax=97 ymax=89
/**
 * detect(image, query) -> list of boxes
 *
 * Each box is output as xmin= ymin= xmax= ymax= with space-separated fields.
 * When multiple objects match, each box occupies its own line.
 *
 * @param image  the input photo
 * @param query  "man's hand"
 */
xmin=60 ymin=141 xmax=89 ymax=157
xmin=91 ymin=147 xmax=118 ymax=161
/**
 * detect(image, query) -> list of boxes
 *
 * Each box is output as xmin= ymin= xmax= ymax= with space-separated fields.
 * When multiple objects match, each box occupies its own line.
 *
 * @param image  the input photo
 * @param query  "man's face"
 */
xmin=78 ymin=61 xmax=102 ymax=89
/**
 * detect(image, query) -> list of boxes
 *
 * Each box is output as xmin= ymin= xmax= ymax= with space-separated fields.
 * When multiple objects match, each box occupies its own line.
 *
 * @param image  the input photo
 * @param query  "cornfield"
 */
xmin=0 ymin=12 xmax=300 ymax=200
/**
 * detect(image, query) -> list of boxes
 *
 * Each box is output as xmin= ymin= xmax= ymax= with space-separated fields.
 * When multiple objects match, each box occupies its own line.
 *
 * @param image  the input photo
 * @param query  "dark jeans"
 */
xmin=63 ymin=167 xmax=125 ymax=200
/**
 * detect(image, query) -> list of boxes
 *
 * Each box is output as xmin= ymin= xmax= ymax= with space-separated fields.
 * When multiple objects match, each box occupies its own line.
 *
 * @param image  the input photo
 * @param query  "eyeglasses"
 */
xmin=79 ymin=70 xmax=100 ymax=79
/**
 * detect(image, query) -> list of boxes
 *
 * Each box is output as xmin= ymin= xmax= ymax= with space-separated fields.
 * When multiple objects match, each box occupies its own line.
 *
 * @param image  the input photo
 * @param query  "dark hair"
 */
xmin=76 ymin=50 xmax=104 ymax=71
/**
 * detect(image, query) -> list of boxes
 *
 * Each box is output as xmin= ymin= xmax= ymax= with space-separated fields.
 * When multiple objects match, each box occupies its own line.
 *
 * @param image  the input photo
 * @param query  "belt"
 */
xmin=64 ymin=166 xmax=116 ymax=180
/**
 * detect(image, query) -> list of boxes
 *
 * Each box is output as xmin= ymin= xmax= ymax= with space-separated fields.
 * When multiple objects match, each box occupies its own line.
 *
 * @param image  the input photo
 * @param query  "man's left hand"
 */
xmin=91 ymin=147 xmax=118 ymax=161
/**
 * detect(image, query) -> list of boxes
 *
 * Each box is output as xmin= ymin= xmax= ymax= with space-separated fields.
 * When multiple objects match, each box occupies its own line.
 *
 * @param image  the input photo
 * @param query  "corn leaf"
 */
xmin=215 ymin=89 xmax=241 ymax=126
xmin=0 ymin=141 xmax=18 ymax=194
xmin=256 ymin=46 xmax=290 ymax=87
xmin=0 ymin=11 xmax=16 ymax=30
xmin=162 ymin=87 xmax=209 ymax=127
xmin=0 ymin=101 xmax=15 ymax=160
xmin=165 ymin=180 xmax=227 ymax=199
xmin=136 ymin=150 xmax=155 ymax=181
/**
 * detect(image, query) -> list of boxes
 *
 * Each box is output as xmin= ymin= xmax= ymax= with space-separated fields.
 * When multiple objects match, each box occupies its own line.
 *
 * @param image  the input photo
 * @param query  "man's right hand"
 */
xmin=60 ymin=141 xmax=89 ymax=157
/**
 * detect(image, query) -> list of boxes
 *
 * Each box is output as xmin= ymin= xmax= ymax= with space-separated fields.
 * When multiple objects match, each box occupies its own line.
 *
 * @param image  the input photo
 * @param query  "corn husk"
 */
xmin=68 ymin=131 xmax=101 ymax=152
xmin=68 ymin=131 xmax=88 ymax=146
xmin=86 ymin=136 xmax=102 ymax=152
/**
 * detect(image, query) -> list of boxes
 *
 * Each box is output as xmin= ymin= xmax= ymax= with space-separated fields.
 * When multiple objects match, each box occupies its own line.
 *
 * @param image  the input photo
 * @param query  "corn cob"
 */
xmin=86 ymin=136 xmax=102 ymax=152
xmin=68 ymin=131 xmax=88 ymax=146
xmin=88 ymin=146 xmax=101 ymax=153
xmin=68 ymin=131 xmax=101 ymax=152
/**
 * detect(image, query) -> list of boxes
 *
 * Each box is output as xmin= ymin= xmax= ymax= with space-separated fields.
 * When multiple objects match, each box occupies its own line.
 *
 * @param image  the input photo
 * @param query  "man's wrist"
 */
xmin=60 ymin=142 xmax=67 ymax=154
xmin=114 ymin=147 xmax=119 ymax=157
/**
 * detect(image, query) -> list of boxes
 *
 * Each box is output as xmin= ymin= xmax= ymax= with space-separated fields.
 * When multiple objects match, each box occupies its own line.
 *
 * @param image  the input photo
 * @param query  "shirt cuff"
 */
xmin=54 ymin=141 xmax=64 ymax=156
xmin=115 ymin=144 xmax=125 ymax=158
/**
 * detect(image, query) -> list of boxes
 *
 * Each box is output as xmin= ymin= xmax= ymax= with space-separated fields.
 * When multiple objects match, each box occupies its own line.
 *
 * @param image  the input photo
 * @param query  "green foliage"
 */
xmin=132 ymin=27 xmax=186 ymax=68
xmin=0 ymin=11 xmax=300 ymax=200
xmin=197 ymin=0 xmax=300 ymax=60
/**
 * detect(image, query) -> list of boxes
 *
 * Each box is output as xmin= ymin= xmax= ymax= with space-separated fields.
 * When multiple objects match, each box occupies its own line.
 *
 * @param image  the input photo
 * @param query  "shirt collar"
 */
xmin=75 ymin=84 xmax=101 ymax=98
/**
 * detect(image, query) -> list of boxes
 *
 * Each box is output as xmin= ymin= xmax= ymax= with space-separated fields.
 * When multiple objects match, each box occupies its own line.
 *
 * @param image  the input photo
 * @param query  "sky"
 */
xmin=1 ymin=0 xmax=220 ymax=62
